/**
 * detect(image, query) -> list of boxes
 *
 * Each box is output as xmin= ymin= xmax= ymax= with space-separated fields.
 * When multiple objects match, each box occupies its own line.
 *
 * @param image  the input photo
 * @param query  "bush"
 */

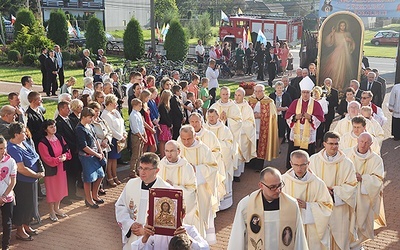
xmin=187 ymin=19 xmax=197 ymax=39
xmin=8 ymin=50 xmax=20 ymax=62
xmin=47 ymin=9 xmax=69 ymax=48
xmin=85 ymin=16 xmax=107 ymax=53
xmin=14 ymin=8 xmax=36 ymax=37
xmin=123 ymin=18 xmax=144 ymax=61
xmin=164 ymin=20 xmax=188 ymax=61
xmin=196 ymin=13 xmax=213 ymax=45
xmin=22 ymin=53 xmax=36 ymax=66
xmin=62 ymin=51 xmax=71 ymax=61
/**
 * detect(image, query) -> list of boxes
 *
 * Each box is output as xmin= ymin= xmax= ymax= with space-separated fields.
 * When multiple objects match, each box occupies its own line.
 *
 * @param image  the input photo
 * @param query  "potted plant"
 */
xmin=239 ymin=81 xmax=256 ymax=96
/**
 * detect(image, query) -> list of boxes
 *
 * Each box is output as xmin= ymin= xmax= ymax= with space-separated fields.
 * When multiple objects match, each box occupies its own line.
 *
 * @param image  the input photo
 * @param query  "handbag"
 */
xmin=117 ymin=139 xmax=127 ymax=153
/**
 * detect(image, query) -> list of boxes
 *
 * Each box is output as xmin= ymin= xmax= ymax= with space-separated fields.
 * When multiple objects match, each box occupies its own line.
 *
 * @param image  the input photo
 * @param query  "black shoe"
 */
xmin=98 ymin=189 xmax=107 ymax=196
xmin=46 ymin=93 xmax=50 ymax=97
xmin=93 ymin=198 xmax=104 ymax=204
xmin=233 ymin=177 xmax=241 ymax=182
xmin=61 ymin=198 xmax=73 ymax=205
xmin=85 ymin=200 xmax=99 ymax=209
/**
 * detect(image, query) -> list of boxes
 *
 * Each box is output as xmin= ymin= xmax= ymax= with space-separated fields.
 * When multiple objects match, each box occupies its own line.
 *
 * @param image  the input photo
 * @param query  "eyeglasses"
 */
xmin=138 ymin=167 xmax=157 ymax=172
xmin=260 ymin=181 xmax=285 ymax=191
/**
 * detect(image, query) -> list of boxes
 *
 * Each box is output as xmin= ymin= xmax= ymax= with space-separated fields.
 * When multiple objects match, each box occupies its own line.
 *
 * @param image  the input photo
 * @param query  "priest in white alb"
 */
xmin=360 ymin=106 xmax=384 ymax=147
xmin=204 ymin=109 xmax=235 ymax=210
xmin=115 ymin=153 xmax=172 ymax=250
xmin=234 ymin=87 xmax=257 ymax=181
xmin=283 ymin=150 xmax=333 ymax=249
xmin=339 ymin=116 xmax=380 ymax=155
xmin=343 ymin=132 xmax=386 ymax=249
xmin=228 ymin=167 xmax=308 ymax=249
xmin=187 ymin=113 xmax=226 ymax=210
xmin=178 ymin=125 xmax=219 ymax=244
xmin=309 ymin=132 xmax=357 ymax=250
xmin=333 ymin=101 xmax=375 ymax=137
xmin=285 ymin=76 xmax=324 ymax=169
xmin=209 ymin=86 xmax=242 ymax=172
xmin=157 ymin=140 xmax=201 ymax=236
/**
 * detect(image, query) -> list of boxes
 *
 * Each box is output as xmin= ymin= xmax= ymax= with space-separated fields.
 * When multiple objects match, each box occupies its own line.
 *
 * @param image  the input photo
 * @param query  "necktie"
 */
xmin=65 ymin=118 xmax=72 ymax=129
xmin=368 ymin=82 xmax=372 ymax=90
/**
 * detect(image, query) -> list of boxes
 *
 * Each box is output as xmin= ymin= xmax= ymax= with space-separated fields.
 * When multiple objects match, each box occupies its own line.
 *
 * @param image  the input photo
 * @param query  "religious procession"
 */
xmin=0 ymin=1 xmax=399 ymax=250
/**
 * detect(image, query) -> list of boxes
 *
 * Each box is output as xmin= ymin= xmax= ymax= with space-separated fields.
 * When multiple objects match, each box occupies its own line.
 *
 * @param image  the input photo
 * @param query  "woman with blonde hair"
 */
xmin=140 ymin=89 xmax=156 ymax=153
xmin=60 ymin=76 xmax=76 ymax=95
xmin=101 ymin=94 xmax=127 ymax=185
xmin=157 ymin=90 xmax=173 ymax=158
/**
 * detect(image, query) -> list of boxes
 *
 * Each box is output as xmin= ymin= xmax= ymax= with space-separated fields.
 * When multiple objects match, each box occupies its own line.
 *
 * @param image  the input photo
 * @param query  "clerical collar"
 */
xmin=356 ymin=149 xmax=369 ymax=158
xmin=208 ymin=121 xmax=221 ymax=127
xmin=166 ymin=156 xmax=181 ymax=165
xmin=195 ymin=128 xmax=203 ymax=136
xmin=325 ymin=151 xmax=339 ymax=162
xmin=295 ymin=171 xmax=308 ymax=180
xmin=141 ymin=179 xmax=157 ymax=190
xmin=190 ymin=140 xmax=199 ymax=147
xmin=262 ymin=195 xmax=279 ymax=211
xmin=256 ymin=96 xmax=264 ymax=102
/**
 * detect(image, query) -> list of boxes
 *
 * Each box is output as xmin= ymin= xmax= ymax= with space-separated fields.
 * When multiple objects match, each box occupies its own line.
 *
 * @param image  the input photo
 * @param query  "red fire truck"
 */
xmin=219 ymin=15 xmax=303 ymax=47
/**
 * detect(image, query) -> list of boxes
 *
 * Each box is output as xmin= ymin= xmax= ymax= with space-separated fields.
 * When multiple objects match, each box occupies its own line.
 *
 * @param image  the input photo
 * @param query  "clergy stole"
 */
xmin=246 ymin=190 xmax=297 ymax=250
xmin=294 ymin=98 xmax=314 ymax=149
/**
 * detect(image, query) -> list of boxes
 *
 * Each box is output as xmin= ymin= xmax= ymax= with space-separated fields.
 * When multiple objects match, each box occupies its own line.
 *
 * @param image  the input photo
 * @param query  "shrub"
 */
xmin=123 ymin=18 xmax=144 ymax=61
xmin=14 ymin=8 xmax=36 ymax=37
xmin=196 ymin=13 xmax=213 ymax=45
xmin=47 ymin=9 xmax=69 ymax=48
xmin=22 ymin=53 xmax=36 ymax=66
xmin=62 ymin=51 xmax=71 ymax=61
xmin=8 ymin=50 xmax=20 ymax=62
xmin=164 ymin=20 xmax=188 ymax=61
xmin=85 ymin=16 xmax=107 ymax=53
xmin=187 ymin=19 xmax=197 ymax=39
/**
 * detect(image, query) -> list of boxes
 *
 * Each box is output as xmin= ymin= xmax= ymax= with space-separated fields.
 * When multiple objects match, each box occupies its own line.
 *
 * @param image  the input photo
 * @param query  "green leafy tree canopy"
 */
xmin=47 ymin=9 xmax=69 ymax=48
xmin=155 ymin=0 xmax=179 ymax=25
xmin=164 ymin=20 xmax=188 ymax=61
xmin=85 ymin=16 xmax=107 ymax=53
xmin=14 ymin=8 xmax=35 ymax=36
xmin=123 ymin=17 xmax=144 ymax=61
xmin=196 ymin=12 xmax=213 ymax=45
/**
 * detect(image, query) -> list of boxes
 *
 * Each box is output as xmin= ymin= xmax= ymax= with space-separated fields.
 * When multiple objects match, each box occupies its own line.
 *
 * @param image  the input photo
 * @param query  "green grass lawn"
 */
xmin=0 ymin=95 xmax=58 ymax=120
xmin=363 ymin=23 xmax=399 ymax=58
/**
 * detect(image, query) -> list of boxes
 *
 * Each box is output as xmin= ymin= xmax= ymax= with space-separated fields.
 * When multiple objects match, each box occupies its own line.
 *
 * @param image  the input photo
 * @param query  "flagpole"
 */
xmin=150 ymin=0 xmax=156 ymax=51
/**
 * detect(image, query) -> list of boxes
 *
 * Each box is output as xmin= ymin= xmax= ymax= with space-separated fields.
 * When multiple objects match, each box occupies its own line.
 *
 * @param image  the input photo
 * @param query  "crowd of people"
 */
xmin=195 ymin=40 xmax=294 ymax=81
xmin=0 ymin=43 xmax=395 ymax=250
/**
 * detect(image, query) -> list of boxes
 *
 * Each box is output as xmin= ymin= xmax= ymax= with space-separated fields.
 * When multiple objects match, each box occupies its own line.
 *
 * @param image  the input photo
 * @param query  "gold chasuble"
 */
xmin=228 ymin=191 xmax=308 ymax=249
xmin=283 ymin=169 xmax=333 ymax=249
xmin=309 ymin=149 xmax=358 ymax=250
xmin=248 ymin=96 xmax=279 ymax=161
xmin=343 ymin=147 xmax=386 ymax=247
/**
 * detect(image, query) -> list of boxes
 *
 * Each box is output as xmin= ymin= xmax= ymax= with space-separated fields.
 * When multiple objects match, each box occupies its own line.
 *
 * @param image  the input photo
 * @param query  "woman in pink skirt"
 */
xmin=157 ymin=90 xmax=173 ymax=158
xmin=279 ymin=42 xmax=290 ymax=75
xmin=38 ymin=119 xmax=71 ymax=222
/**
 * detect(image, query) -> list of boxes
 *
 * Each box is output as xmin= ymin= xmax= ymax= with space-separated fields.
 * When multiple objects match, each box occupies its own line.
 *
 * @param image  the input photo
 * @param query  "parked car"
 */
xmin=371 ymin=30 xmax=399 ymax=46
xmin=69 ymin=32 xmax=120 ymax=49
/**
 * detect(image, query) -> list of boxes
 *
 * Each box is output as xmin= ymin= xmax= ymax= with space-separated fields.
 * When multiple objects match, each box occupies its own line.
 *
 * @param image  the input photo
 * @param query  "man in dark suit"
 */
xmin=265 ymin=46 xmax=278 ymax=87
xmin=269 ymin=81 xmax=292 ymax=143
xmin=282 ymin=75 xmax=298 ymax=101
xmin=350 ymin=79 xmax=363 ymax=102
xmin=38 ymin=48 xmax=48 ymax=92
xmin=322 ymin=78 xmax=339 ymax=133
xmin=170 ymin=85 xmax=185 ymax=140
xmin=54 ymin=45 xmax=64 ymax=88
xmin=45 ymin=50 xmax=58 ymax=96
xmin=25 ymin=91 xmax=44 ymax=148
xmin=372 ymin=68 xmax=386 ymax=102
xmin=360 ymin=72 xmax=382 ymax=107
xmin=110 ymin=72 xmax=124 ymax=114
xmin=255 ymin=43 xmax=266 ymax=81
xmin=55 ymin=101 xmax=83 ymax=204
xmin=290 ymin=68 xmax=303 ymax=96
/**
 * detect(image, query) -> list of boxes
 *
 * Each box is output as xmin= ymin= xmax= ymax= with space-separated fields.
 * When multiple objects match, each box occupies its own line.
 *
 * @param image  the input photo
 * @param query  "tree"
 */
xmin=123 ymin=17 xmax=144 ymax=60
xmin=13 ymin=8 xmax=35 ymax=36
xmin=47 ymin=9 xmax=68 ymax=48
xmin=0 ymin=0 xmax=25 ymax=17
xmin=85 ymin=16 xmax=107 ymax=53
xmin=196 ymin=13 xmax=213 ymax=44
xmin=155 ymin=0 xmax=179 ymax=25
xmin=164 ymin=20 xmax=188 ymax=61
